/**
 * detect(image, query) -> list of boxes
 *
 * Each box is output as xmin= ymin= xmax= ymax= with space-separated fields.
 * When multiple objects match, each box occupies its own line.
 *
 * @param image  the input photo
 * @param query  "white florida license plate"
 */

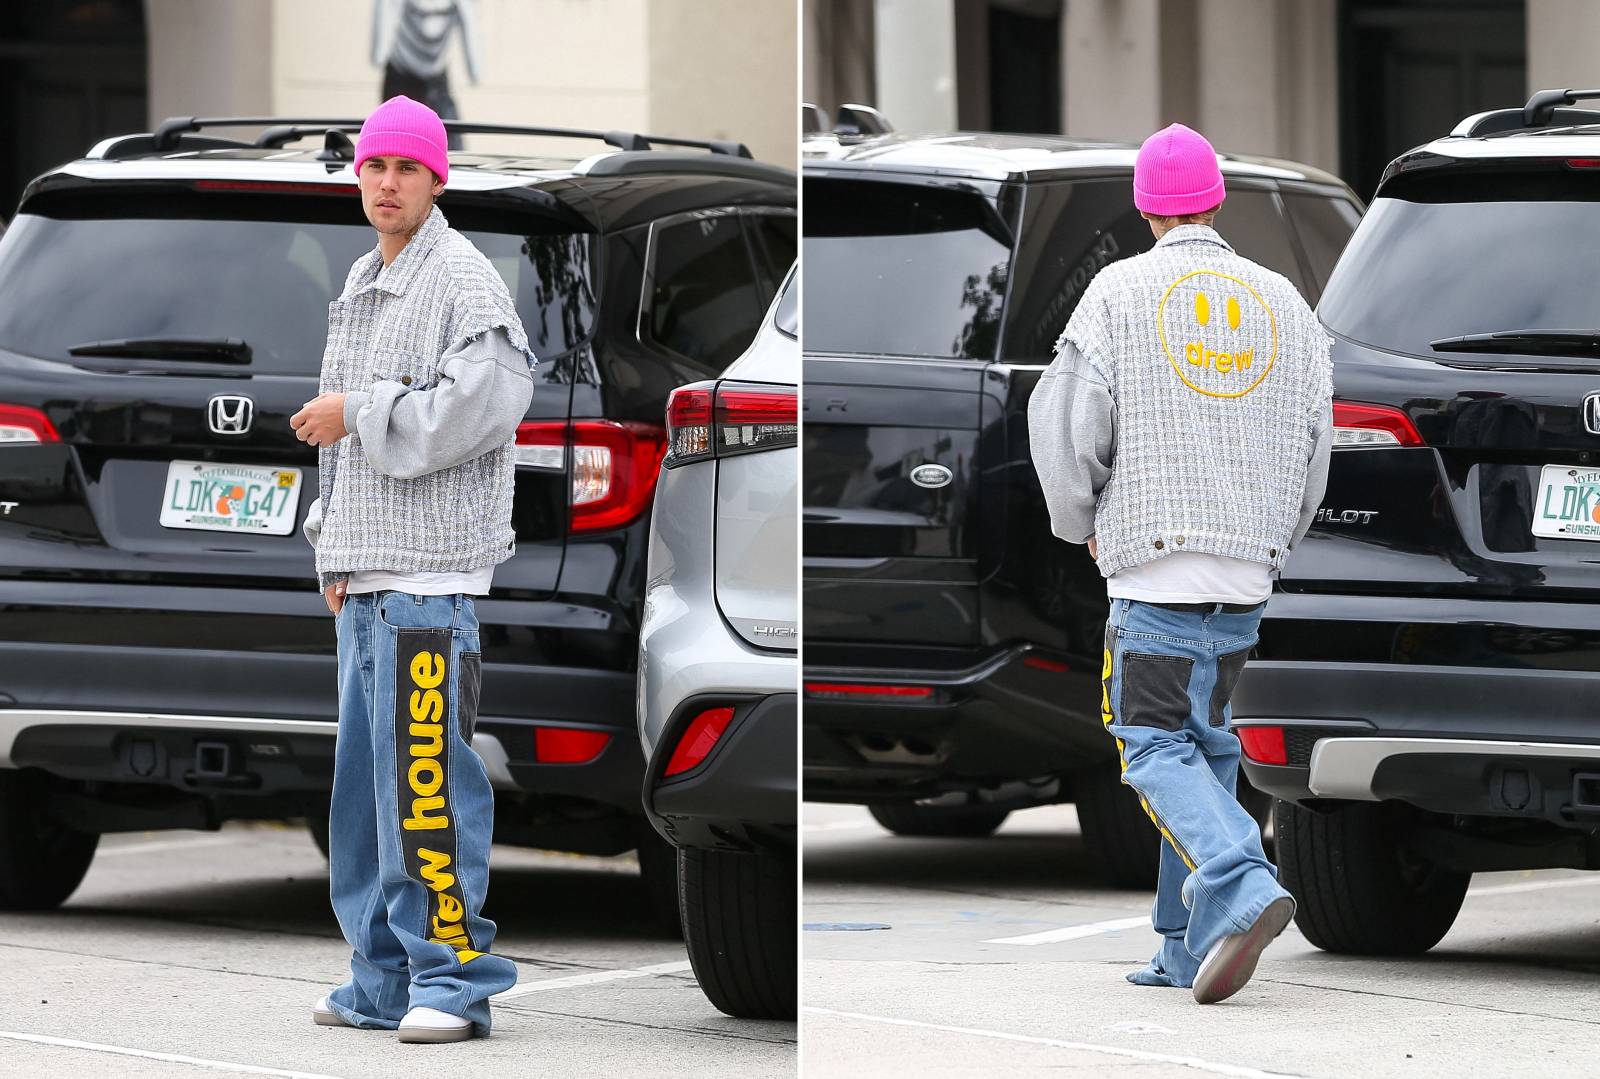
xmin=159 ymin=460 xmax=303 ymax=536
xmin=1531 ymin=464 xmax=1600 ymax=541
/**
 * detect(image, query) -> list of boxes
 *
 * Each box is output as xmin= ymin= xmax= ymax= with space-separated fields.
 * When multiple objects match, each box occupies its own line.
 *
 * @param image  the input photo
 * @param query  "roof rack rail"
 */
xmin=93 ymin=116 xmax=752 ymax=160
xmin=1453 ymin=88 xmax=1600 ymax=138
xmin=834 ymin=103 xmax=891 ymax=137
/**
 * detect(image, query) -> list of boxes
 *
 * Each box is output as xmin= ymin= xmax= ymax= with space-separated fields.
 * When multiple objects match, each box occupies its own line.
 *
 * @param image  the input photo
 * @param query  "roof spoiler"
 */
xmin=1452 ymin=87 xmax=1600 ymax=138
xmin=87 ymin=117 xmax=752 ymax=161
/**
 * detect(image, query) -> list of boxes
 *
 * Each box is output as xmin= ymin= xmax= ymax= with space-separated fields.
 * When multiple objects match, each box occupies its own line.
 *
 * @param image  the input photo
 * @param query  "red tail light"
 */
xmin=1238 ymin=726 xmax=1288 ymax=766
xmin=533 ymin=726 xmax=612 ymax=764
xmin=514 ymin=420 xmax=668 ymax=533
xmin=1332 ymin=400 xmax=1425 ymax=448
xmin=663 ymin=380 xmax=797 ymax=468
xmin=664 ymin=705 xmax=736 ymax=777
xmin=0 ymin=403 xmax=60 ymax=445
xmin=804 ymin=682 xmax=934 ymax=699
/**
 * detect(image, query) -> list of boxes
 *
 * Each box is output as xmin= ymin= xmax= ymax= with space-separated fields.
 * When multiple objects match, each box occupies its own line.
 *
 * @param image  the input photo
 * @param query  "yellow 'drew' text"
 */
xmin=401 ymin=645 xmax=483 ymax=964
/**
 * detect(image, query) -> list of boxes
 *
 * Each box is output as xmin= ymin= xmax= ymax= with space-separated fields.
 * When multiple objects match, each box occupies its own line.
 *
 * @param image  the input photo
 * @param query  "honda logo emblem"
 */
xmin=207 ymin=395 xmax=254 ymax=435
xmin=1586 ymin=393 xmax=1600 ymax=436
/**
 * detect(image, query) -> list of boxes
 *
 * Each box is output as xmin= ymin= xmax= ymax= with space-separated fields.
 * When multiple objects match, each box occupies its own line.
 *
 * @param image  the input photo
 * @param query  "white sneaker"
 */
xmin=312 ymin=995 xmax=350 ymax=1027
xmin=398 ymin=1006 xmax=475 ymax=1043
xmin=1191 ymin=894 xmax=1296 ymax=1005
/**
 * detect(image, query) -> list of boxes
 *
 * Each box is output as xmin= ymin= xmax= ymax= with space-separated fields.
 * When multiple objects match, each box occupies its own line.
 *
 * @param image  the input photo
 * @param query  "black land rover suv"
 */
xmin=0 ymin=117 xmax=794 ymax=920
xmin=801 ymin=123 xmax=1361 ymax=887
xmin=1236 ymin=89 xmax=1600 ymax=955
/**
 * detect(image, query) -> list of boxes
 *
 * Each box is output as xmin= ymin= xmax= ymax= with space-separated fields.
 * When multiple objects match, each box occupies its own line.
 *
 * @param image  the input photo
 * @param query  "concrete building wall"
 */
xmin=1527 ymin=0 xmax=1600 ymax=97
xmin=647 ymin=0 xmax=796 ymax=165
xmin=144 ymin=0 xmax=274 ymax=124
xmin=874 ymin=0 xmax=958 ymax=132
xmin=146 ymin=0 xmax=793 ymax=166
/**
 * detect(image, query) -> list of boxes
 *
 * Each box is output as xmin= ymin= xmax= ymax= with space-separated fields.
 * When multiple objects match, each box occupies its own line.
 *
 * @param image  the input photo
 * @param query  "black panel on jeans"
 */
xmin=1210 ymin=647 xmax=1251 ymax=728
xmin=1118 ymin=653 xmax=1195 ymax=732
xmin=460 ymin=651 xmax=482 ymax=743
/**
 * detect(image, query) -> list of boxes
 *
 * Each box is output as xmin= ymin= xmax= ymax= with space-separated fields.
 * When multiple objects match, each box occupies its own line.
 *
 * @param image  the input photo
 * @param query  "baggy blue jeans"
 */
xmin=1101 ymin=597 xmax=1289 ymax=987
xmin=325 ymin=590 xmax=518 ymax=1033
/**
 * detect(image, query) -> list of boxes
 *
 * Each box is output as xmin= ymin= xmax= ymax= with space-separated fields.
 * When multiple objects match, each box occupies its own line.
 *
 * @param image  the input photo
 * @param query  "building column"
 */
xmin=1061 ymin=0 xmax=1166 ymax=141
xmin=144 ymin=0 xmax=273 ymax=127
xmin=875 ymin=0 xmax=958 ymax=132
xmin=1527 ymin=0 xmax=1600 ymax=98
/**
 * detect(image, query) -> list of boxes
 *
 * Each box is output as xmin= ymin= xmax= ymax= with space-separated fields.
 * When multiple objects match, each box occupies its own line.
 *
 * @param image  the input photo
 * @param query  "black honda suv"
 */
xmin=800 ymin=119 xmax=1361 ymax=887
xmin=1235 ymin=89 xmax=1600 ymax=955
xmin=0 ymin=116 xmax=794 ymax=920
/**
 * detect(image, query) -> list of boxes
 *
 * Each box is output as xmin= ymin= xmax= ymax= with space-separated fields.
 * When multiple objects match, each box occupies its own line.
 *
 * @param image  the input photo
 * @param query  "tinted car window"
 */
xmin=749 ymin=212 xmax=797 ymax=291
xmin=1216 ymin=188 xmax=1308 ymax=296
xmin=804 ymin=177 xmax=1015 ymax=359
xmin=644 ymin=213 xmax=766 ymax=371
xmin=1319 ymin=186 xmax=1600 ymax=360
xmin=1004 ymin=179 xmax=1152 ymax=361
xmin=1283 ymin=193 xmax=1361 ymax=297
xmin=0 ymin=206 xmax=593 ymax=375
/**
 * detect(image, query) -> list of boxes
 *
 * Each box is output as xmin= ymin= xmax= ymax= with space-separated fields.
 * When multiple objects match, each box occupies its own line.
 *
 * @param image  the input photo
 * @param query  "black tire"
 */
xmin=636 ymin=826 xmax=685 ymax=938
xmin=1074 ymin=767 xmax=1161 ymax=889
xmin=1276 ymin=799 xmax=1469 ymax=955
xmin=680 ymin=847 xmax=796 ymax=1020
xmin=867 ymin=802 xmax=1011 ymax=838
xmin=306 ymin=815 xmax=331 ymax=859
xmin=0 ymin=770 xmax=98 ymax=910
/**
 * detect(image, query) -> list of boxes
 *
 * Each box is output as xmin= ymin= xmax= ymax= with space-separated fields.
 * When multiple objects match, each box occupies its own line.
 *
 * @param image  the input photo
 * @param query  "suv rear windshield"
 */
xmin=803 ymin=177 xmax=1017 ymax=359
xmin=1319 ymin=172 xmax=1597 ymax=359
xmin=0 ymin=193 xmax=595 ymax=374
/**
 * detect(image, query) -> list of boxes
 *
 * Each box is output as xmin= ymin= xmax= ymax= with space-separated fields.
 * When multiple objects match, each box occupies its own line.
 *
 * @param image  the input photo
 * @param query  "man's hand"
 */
xmin=324 ymin=579 xmax=347 ymax=615
xmin=291 ymin=393 xmax=350 ymax=448
xmin=1087 ymin=535 xmax=1099 ymax=561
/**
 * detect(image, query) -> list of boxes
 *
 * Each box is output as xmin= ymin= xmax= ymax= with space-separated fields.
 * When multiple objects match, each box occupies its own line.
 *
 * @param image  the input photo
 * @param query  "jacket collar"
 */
xmin=346 ymin=204 xmax=450 ymax=299
xmin=1153 ymin=223 xmax=1234 ymax=254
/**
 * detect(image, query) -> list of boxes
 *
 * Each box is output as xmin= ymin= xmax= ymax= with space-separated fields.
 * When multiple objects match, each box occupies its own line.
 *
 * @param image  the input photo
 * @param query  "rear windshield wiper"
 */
xmin=67 ymin=336 xmax=252 ymax=364
xmin=1429 ymin=329 xmax=1600 ymax=357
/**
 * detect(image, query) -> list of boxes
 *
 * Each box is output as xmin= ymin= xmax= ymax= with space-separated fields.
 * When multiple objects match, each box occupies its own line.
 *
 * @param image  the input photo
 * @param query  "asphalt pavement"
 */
xmin=802 ymin=802 xmax=1600 ymax=1078
xmin=3 ymin=821 xmax=795 ymax=1078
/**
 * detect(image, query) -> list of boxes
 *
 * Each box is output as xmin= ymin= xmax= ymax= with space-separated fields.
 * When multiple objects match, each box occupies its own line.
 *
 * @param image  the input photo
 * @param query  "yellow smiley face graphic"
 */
xmin=1156 ymin=270 xmax=1278 ymax=398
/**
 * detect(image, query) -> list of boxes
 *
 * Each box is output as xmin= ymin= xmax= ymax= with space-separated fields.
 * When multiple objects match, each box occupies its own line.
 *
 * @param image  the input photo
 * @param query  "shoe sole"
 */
xmin=1192 ymin=895 xmax=1295 ymax=1005
xmin=397 ymin=1024 xmax=475 ymax=1044
xmin=312 ymin=1009 xmax=348 ymax=1028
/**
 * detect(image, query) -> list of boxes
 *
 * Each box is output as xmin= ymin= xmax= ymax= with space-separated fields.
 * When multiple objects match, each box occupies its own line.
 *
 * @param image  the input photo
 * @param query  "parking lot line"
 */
xmin=97 ymin=836 xmax=237 ymax=858
xmin=494 ymin=959 xmax=693 ymax=1000
xmin=983 ymin=915 xmax=1152 ymax=945
xmin=0 ymin=1031 xmax=344 ymax=1079
xmin=1468 ymin=875 xmax=1600 ymax=899
xmin=803 ymin=1008 xmax=1299 ymax=1078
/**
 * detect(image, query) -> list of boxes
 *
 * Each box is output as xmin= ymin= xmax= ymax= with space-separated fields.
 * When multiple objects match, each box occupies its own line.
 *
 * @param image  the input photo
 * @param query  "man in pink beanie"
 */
xmin=1029 ymin=123 xmax=1332 ymax=1003
xmin=290 ymin=94 xmax=537 ymax=1041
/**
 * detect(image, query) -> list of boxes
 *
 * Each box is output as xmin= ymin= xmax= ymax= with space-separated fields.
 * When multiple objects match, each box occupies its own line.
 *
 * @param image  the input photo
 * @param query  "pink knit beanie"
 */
xmin=354 ymin=95 xmax=449 ymax=185
xmin=1133 ymin=123 xmax=1224 ymax=216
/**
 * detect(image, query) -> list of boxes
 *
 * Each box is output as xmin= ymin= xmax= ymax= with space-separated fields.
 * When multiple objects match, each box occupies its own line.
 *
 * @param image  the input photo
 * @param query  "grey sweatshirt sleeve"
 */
xmin=340 ymin=326 xmax=534 ymax=481
xmin=1027 ymin=339 xmax=1116 ymax=545
xmin=1289 ymin=398 xmax=1333 ymax=549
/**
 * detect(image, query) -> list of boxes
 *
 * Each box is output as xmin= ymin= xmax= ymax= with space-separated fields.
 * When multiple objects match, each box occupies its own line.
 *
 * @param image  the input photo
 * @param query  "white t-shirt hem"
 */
xmin=345 ymin=566 xmax=494 ymax=596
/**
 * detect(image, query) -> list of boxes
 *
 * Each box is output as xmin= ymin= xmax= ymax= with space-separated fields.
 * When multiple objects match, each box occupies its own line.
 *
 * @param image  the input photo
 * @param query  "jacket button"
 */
xmin=1153 ymin=539 xmax=1165 ymax=550
xmin=1268 ymin=547 xmax=1278 ymax=557
xmin=401 ymin=375 xmax=413 ymax=386
xmin=1175 ymin=535 xmax=1185 ymax=545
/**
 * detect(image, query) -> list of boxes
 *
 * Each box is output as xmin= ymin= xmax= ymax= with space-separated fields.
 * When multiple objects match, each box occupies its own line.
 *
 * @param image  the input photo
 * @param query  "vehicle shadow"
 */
xmin=49 ymin=841 xmax=669 ymax=947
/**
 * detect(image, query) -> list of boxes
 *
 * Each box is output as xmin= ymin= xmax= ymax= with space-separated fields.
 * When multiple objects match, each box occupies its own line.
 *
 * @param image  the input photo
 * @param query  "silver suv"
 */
xmin=636 ymin=265 xmax=797 ymax=1019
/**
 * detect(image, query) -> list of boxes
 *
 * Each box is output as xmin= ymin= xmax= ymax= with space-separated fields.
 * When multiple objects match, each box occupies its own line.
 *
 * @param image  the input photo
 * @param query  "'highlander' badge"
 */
xmin=911 ymin=463 xmax=953 ymax=489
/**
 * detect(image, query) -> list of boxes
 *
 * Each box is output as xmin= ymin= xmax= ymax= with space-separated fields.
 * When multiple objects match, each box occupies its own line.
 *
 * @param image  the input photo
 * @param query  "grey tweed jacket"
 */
xmin=1028 ymin=224 xmax=1333 ymax=578
xmin=305 ymin=205 xmax=535 ymax=590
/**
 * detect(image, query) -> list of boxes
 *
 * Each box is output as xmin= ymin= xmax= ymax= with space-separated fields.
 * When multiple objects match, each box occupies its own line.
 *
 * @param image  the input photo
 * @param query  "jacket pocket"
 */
xmin=459 ymin=651 xmax=482 ymax=743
